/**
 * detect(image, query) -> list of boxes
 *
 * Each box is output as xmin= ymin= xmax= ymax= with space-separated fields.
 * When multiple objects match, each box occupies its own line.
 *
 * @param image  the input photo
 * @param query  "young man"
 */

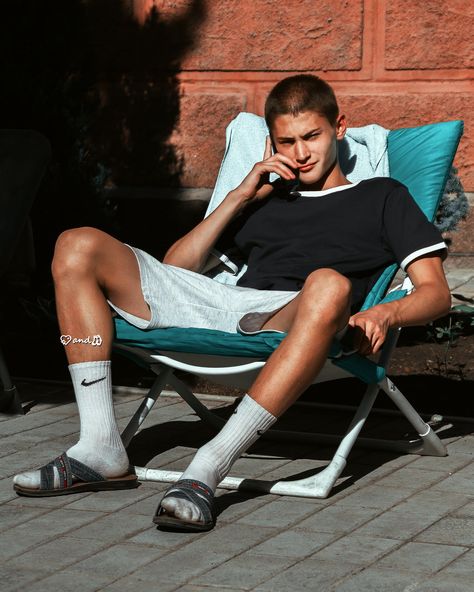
xmin=13 ymin=75 xmax=450 ymax=532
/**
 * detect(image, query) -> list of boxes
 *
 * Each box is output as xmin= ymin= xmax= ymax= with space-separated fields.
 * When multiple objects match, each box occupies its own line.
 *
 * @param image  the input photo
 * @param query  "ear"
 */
xmin=335 ymin=114 xmax=347 ymax=140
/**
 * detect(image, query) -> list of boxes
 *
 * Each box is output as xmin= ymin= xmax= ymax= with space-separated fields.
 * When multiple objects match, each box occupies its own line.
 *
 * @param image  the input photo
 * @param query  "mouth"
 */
xmin=298 ymin=163 xmax=316 ymax=173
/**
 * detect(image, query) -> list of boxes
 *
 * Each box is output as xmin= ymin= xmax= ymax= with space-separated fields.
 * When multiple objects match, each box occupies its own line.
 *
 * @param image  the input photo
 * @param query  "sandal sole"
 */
xmin=14 ymin=474 xmax=139 ymax=497
xmin=153 ymin=510 xmax=215 ymax=532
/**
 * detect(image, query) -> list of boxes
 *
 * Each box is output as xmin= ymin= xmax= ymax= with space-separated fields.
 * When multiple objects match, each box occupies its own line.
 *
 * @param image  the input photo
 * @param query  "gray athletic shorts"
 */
xmin=107 ymin=244 xmax=299 ymax=335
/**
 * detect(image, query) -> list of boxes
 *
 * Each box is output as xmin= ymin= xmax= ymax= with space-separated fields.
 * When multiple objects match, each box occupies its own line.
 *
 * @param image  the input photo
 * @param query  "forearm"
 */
xmin=163 ymin=189 xmax=245 ymax=272
xmin=376 ymin=282 xmax=451 ymax=329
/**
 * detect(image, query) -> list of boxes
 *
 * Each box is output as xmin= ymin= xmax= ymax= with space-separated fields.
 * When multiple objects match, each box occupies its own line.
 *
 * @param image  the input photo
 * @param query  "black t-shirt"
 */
xmin=228 ymin=177 xmax=446 ymax=312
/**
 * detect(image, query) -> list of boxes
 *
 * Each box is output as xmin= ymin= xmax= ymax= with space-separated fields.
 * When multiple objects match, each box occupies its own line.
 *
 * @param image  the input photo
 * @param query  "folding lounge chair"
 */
xmin=113 ymin=116 xmax=463 ymax=499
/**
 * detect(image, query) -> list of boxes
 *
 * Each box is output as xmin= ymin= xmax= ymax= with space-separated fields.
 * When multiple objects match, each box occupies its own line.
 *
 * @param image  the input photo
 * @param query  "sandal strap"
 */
xmin=40 ymin=461 xmax=55 ymax=490
xmin=38 ymin=452 xmax=105 ymax=491
xmin=69 ymin=457 xmax=105 ymax=483
xmin=161 ymin=479 xmax=216 ymax=524
xmin=54 ymin=452 xmax=73 ymax=488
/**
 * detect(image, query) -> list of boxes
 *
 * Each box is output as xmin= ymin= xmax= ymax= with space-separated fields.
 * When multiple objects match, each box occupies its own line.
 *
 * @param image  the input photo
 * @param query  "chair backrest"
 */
xmin=387 ymin=120 xmax=463 ymax=222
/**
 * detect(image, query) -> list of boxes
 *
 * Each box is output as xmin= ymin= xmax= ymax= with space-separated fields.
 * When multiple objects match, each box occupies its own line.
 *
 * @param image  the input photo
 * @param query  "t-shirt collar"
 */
xmin=296 ymin=180 xmax=361 ymax=197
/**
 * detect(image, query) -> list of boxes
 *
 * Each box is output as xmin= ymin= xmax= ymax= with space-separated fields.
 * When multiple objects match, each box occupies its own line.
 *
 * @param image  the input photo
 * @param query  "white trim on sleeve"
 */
xmin=400 ymin=242 xmax=447 ymax=271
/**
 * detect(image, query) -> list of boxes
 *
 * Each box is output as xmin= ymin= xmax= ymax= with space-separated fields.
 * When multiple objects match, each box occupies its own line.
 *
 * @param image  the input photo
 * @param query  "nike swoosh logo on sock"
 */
xmin=257 ymin=430 xmax=264 ymax=435
xmin=81 ymin=376 xmax=106 ymax=387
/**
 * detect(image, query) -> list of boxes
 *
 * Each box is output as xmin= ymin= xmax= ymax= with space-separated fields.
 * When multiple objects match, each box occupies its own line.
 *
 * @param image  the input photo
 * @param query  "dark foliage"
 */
xmin=0 ymin=0 xmax=205 ymax=287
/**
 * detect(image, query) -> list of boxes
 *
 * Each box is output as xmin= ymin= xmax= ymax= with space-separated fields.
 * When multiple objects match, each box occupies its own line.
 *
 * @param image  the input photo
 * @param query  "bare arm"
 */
xmin=163 ymin=137 xmax=298 ymax=272
xmin=348 ymin=254 xmax=451 ymax=355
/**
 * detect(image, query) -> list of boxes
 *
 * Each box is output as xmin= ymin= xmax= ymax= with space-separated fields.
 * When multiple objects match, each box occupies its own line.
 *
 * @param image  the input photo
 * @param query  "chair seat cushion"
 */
xmin=113 ymin=318 xmax=386 ymax=384
xmin=113 ymin=318 xmax=320 ymax=358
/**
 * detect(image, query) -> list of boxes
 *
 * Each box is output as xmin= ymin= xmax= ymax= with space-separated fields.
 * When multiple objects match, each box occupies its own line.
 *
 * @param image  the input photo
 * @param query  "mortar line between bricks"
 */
xmin=398 ymin=495 xmax=474 ymax=547
xmin=0 ymin=411 xmax=199 ymax=478
xmin=7 ymin=541 xmax=153 ymax=591
xmin=4 ymin=540 xmax=111 ymax=588
xmin=244 ymin=504 xmax=410 ymax=590
xmin=0 ymin=428 xmax=82 ymax=466
xmin=0 ymin=410 xmax=79 ymax=440
xmin=2 ymin=521 xmax=161 ymax=585
xmin=0 ymin=508 xmax=107 ymax=564
xmin=145 ymin=479 xmax=408 ymax=590
xmin=239 ymin=454 xmax=474 ymax=588
xmin=0 ymin=390 xmax=182 ymax=442
xmin=215 ymin=445 xmax=444 ymax=529
xmin=0 ymin=392 xmax=168 ymax=442
xmin=329 ymin=541 xmax=474 ymax=592
xmin=409 ymin=455 xmax=473 ymax=475
xmin=102 ymin=494 xmax=334 ymax=590
xmin=363 ymin=457 xmax=473 ymax=495
xmin=417 ymin=545 xmax=473 ymax=583
xmin=314 ymin=494 xmax=474 ymax=589
xmin=0 ymin=505 xmax=61 ymax=535
xmin=54 ymin=485 xmax=168 ymax=516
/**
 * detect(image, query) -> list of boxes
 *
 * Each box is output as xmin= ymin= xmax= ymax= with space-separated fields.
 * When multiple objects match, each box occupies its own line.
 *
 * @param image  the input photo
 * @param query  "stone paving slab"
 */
xmin=1 ymin=383 xmax=473 ymax=591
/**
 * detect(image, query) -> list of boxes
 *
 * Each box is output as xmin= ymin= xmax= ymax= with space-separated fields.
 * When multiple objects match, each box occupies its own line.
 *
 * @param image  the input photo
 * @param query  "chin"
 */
xmin=299 ymin=172 xmax=323 ymax=187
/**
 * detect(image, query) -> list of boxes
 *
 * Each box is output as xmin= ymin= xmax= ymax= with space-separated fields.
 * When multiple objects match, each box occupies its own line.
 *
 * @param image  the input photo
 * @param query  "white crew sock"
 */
xmin=13 ymin=361 xmax=129 ymax=489
xmin=161 ymin=394 xmax=277 ymax=523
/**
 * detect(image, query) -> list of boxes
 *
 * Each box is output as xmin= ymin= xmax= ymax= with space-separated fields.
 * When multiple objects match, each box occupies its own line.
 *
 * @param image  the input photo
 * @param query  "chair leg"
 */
xmin=378 ymin=376 xmax=447 ymax=457
xmin=168 ymin=373 xmax=225 ymax=431
xmin=121 ymin=365 xmax=173 ymax=448
xmin=134 ymin=382 xmax=381 ymax=499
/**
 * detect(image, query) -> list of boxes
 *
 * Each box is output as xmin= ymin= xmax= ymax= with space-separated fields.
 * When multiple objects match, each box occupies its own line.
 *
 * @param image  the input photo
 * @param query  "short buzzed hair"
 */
xmin=265 ymin=75 xmax=339 ymax=130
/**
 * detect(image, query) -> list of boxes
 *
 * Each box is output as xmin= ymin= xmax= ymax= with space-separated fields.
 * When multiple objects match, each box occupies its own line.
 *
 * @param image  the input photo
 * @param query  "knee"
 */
xmin=51 ymin=226 xmax=104 ymax=280
xmin=302 ymin=268 xmax=352 ymax=312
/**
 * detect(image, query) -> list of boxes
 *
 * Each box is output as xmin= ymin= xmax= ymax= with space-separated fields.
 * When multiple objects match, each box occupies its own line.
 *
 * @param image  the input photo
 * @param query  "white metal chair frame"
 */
xmin=117 ymin=273 xmax=446 ymax=499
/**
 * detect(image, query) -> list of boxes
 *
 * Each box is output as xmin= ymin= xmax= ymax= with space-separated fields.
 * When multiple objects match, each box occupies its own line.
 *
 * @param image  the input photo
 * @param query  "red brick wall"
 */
xmin=134 ymin=0 xmax=473 ymax=190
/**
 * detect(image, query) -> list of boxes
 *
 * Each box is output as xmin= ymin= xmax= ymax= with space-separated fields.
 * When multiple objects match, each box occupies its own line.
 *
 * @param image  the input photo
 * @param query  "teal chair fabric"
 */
xmin=113 ymin=119 xmax=464 ymax=382
xmin=359 ymin=119 xmax=463 ymax=310
xmin=388 ymin=120 xmax=463 ymax=221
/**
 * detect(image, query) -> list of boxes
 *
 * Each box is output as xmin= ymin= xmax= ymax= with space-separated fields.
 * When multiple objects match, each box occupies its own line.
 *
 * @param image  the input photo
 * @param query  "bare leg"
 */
xmin=14 ymin=226 xmax=151 ymax=492
xmin=249 ymin=268 xmax=351 ymax=416
xmin=51 ymin=226 xmax=152 ymax=364
xmin=159 ymin=269 xmax=352 ymax=527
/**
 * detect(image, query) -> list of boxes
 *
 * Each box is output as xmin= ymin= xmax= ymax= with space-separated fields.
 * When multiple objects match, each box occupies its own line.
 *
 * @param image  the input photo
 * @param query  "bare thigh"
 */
xmin=56 ymin=227 xmax=151 ymax=321
xmin=96 ymin=237 xmax=151 ymax=320
xmin=261 ymin=269 xmax=352 ymax=334
xmin=261 ymin=294 xmax=301 ymax=332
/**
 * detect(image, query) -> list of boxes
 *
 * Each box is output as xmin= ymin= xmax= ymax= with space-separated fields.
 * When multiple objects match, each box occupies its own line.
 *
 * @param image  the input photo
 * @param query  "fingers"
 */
xmin=268 ymin=161 xmax=296 ymax=181
xmin=262 ymin=137 xmax=298 ymax=170
xmin=348 ymin=315 xmax=387 ymax=356
xmin=255 ymin=159 xmax=296 ymax=181
xmin=269 ymin=152 xmax=299 ymax=170
xmin=263 ymin=135 xmax=273 ymax=160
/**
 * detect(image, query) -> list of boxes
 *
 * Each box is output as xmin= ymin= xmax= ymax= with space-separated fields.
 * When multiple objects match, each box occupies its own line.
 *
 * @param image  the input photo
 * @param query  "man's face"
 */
xmin=270 ymin=110 xmax=346 ymax=189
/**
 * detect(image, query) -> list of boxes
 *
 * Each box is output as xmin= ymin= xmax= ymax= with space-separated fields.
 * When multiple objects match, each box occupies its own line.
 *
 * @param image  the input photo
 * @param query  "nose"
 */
xmin=295 ymin=141 xmax=310 ymax=163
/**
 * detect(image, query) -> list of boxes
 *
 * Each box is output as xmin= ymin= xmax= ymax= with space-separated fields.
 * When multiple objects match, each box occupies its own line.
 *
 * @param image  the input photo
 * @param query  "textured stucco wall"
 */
xmin=133 ymin=0 xmax=473 ymax=193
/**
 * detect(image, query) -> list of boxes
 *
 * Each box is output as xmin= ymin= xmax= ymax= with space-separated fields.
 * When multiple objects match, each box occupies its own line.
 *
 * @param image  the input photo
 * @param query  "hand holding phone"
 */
xmin=233 ymin=136 xmax=300 ymax=205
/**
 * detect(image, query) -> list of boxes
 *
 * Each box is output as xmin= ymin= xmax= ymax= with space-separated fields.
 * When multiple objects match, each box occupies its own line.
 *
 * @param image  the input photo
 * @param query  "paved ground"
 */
xmin=0 ymin=261 xmax=473 ymax=591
